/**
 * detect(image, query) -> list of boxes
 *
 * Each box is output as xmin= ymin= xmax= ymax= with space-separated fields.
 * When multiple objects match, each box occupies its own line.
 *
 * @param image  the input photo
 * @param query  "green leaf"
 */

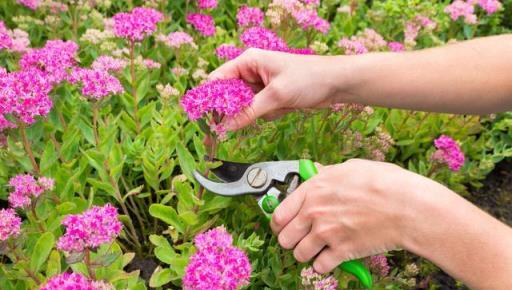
xmin=176 ymin=141 xmax=196 ymax=182
xmin=56 ymin=202 xmax=77 ymax=215
xmin=45 ymin=250 xmax=61 ymax=277
xmin=30 ymin=232 xmax=55 ymax=272
xmin=149 ymin=235 xmax=171 ymax=248
xmin=201 ymin=196 xmax=231 ymax=213
xmin=149 ymin=204 xmax=185 ymax=233
xmin=149 ymin=267 xmax=172 ymax=288
xmin=154 ymin=245 xmax=176 ymax=265
xmin=95 ymin=252 xmax=121 ymax=267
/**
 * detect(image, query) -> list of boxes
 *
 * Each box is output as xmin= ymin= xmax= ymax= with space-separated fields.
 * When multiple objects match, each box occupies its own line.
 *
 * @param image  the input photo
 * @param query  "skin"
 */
xmin=209 ymin=34 xmax=512 ymax=290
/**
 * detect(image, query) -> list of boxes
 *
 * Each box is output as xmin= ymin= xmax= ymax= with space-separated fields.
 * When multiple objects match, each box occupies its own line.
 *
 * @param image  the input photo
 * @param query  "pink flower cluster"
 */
xmin=0 ymin=21 xmax=12 ymax=50
xmin=91 ymin=56 xmax=127 ymax=73
xmin=20 ymin=40 xmax=79 ymax=84
xmin=8 ymin=28 xmax=30 ymax=52
xmin=57 ymin=204 xmax=123 ymax=253
xmin=292 ymin=8 xmax=330 ymax=34
xmin=338 ymin=29 xmax=387 ymax=55
xmin=186 ymin=13 xmax=216 ymax=37
xmin=183 ymin=227 xmax=251 ymax=290
xmin=478 ymin=0 xmax=502 ymax=14
xmin=433 ymin=135 xmax=465 ymax=171
xmin=0 ymin=68 xmax=53 ymax=127
xmin=69 ymin=68 xmax=124 ymax=100
xmin=197 ymin=0 xmax=218 ymax=9
xmin=300 ymin=267 xmax=338 ymax=290
xmin=0 ymin=208 xmax=21 ymax=241
xmin=237 ymin=5 xmax=264 ymax=27
xmin=181 ymin=79 xmax=254 ymax=121
xmin=216 ymin=44 xmax=244 ymax=60
xmin=388 ymin=41 xmax=405 ymax=52
xmin=40 ymin=273 xmax=97 ymax=290
xmin=444 ymin=0 xmax=478 ymax=24
xmin=404 ymin=15 xmax=437 ymax=47
xmin=366 ymin=254 xmax=390 ymax=277
xmin=8 ymin=174 xmax=54 ymax=208
xmin=240 ymin=26 xmax=287 ymax=51
xmin=16 ymin=0 xmax=41 ymax=10
xmin=160 ymin=32 xmax=195 ymax=48
xmin=113 ymin=7 xmax=163 ymax=42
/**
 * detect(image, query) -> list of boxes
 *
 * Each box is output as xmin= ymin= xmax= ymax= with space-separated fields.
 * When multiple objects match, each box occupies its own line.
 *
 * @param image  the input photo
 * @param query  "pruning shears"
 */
xmin=193 ymin=158 xmax=373 ymax=288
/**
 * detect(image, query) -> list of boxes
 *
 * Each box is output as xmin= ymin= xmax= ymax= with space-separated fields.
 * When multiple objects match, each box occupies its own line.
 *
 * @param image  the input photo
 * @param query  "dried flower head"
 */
xmin=183 ymin=226 xmax=251 ymax=290
xmin=56 ymin=204 xmax=123 ymax=253
xmin=301 ymin=267 xmax=338 ymax=290
xmin=186 ymin=13 xmax=216 ymax=37
xmin=0 ymin=208 xmax=22 ymax=241
xmin=366 ymin=254 xmax=390 ymax=277
xmin=113 ymin=7 xmax=163 ymax=42
xmin=91 ymin=56 xmax=127 ymax=73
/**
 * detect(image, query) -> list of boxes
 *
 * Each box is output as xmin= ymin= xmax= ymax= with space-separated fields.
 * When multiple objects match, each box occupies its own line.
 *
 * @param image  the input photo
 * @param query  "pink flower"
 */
xmin=292 ymin=8 xmax=330 ymax=34
xmin=0 ymin=68 xmax=53 ymax=126
xmin=388 ymin=41 xmax=405 ymax=52
xmin=186 ymin=13 xmax=216 ymax=37
xmin=197 ymin=0 xmax=218 ymax=9
xmin=113 ymin=7 xmax=163 ymax=42
xmin=358 ymin=28 xmax=387 ymax=51
xmin=181 ymin=79 xmax=254 ymax=121
xmin=56 ymin=204 xmax=123 ymax=253
xmin=8 ymin=174 xmax=53 ymax=208
xmin=92 ymin=56 xmax=127 ymax=73
xmin=0 ymin=21 xmax=12 ymax=50
xmin=404 ymin=22 xmax=421 ymax=45
xmin=433 ymin=135 xmax=465 ymax=171
xmin=16 ymin=0 xmax=41 ymax=10
xmin=366 ymin=254 xmax=390 ymax=277
xmin=237 ymin=5 xmax=264 ymax=27
xmin=301 ymin=267 xmax=338 ymax=290
xmin=142 ymin=59 xmax=161 ymax=69
xmin=338 ymin=38 xmax=368 ymax=55
xmin=69 ymin=68 xmax=124 ymax=100
xmin=415 ymin=15 xmax=437 ymax=30
xmin=240 ymin=27 xmax=287 ymax=51
xmin=184 ymin=226 xmax=251 ymax=290
xmin=20 ymin=40 xmax=79 ymax=85
xmin=216 ymin=44 xmax=244 ymax=60
xmin=40 ymin=273 xmax=96 ymax=290
xmin=478 ymin=0 xmax=501 ymax=14
xmin=8 ymin=29 xmax=30 ymax=52
xmin=161 ymin=32 xmax=195 ymax=48
xmin=0 ymin=208 xmax=21 ymax=241
xmin=444 ymin=0 xmax=478 ymax=24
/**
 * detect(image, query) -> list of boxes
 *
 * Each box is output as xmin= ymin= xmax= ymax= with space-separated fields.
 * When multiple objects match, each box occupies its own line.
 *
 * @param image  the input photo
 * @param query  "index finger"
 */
xmin=270 ymin=180 xmax=314 ymax=234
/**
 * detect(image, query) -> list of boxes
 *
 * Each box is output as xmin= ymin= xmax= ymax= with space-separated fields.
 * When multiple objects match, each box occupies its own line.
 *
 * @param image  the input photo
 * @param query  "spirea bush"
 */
xmin=0 ymin=0 xmax=511 ymax=289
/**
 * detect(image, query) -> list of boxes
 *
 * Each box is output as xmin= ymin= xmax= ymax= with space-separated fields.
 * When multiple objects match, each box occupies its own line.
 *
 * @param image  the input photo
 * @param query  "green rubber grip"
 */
xmin=298 ymin=159 xmax=373 ymax=288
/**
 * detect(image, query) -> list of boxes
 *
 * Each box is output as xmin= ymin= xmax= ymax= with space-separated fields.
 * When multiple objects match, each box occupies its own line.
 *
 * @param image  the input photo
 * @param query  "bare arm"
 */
xmin=339 ymin=34 xmax=512 ymax=114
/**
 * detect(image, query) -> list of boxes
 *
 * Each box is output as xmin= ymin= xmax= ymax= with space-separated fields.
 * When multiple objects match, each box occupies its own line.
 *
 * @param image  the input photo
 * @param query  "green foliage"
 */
xmin=0 ymin=0 xmax=510 ymax=289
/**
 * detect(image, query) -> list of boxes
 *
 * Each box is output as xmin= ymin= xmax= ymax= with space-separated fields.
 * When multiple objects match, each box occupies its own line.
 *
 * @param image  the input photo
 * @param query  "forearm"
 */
xmin=403 ymin=180 xmax=512 ymax=289
xmin=332 ymin=34 xmax=512 ymax=114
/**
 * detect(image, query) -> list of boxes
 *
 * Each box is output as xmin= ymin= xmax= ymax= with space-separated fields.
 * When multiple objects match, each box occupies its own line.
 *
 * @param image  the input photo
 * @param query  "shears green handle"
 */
xmin=269 ymin=160 xmax=373 ymax=288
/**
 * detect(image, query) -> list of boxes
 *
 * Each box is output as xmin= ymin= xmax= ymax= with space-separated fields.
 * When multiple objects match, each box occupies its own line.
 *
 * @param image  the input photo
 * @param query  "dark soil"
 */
xmin=417 ymin=159 xmax=512 ymax=289
xmin=124 ymin=256 xmax=159 ymax=283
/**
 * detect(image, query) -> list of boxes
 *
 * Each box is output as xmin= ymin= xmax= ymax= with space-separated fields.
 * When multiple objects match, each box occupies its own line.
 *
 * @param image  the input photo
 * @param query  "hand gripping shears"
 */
xmin=193 ymin=158 xmax=373 ymax=288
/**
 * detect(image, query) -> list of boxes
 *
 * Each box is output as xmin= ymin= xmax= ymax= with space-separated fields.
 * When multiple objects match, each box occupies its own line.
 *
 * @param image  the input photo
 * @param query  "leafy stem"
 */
xmin=83 ymin=248 xmax=96 ymax=280
xmin=7 ymin=241 xmax=41 ymax=284
xmin=129 ymin=40 xmax=141 ymax=133
xmin=19 ymin=122 xmax=40 ymax=175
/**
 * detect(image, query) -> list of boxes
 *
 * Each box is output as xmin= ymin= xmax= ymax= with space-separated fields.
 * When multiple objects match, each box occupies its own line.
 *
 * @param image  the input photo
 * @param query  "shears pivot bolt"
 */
xmin=247 ymin=168 xmax=267 ymax=188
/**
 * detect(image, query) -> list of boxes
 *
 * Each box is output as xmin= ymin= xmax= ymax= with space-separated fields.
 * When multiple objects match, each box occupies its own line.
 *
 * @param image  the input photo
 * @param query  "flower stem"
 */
xmin=30 ymin=204 xmax=46 ymax=232
xmin=92 ymin=102 xmax=100 ymax=147
xmin=129 ymin=40 xmax=141 ymax=133
xmin=19 ymin=123 xmax=40 ymax=175
xmin=8 ymin=242 xmax=41 ymax=284
xmin=84 ymin=248 xmax=96 ymax=280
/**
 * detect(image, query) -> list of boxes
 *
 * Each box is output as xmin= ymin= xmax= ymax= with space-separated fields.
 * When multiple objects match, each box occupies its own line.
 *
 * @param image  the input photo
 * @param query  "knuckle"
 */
xmin=278 ymin=233 xmax=293 ymax=250
xmin=313 ymin=260 xmax=330 ymax=274
xmin=271 ymin=211 xmax=286 ymax=229
xmin=293 ymin=247 xmax=308 ymax=263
